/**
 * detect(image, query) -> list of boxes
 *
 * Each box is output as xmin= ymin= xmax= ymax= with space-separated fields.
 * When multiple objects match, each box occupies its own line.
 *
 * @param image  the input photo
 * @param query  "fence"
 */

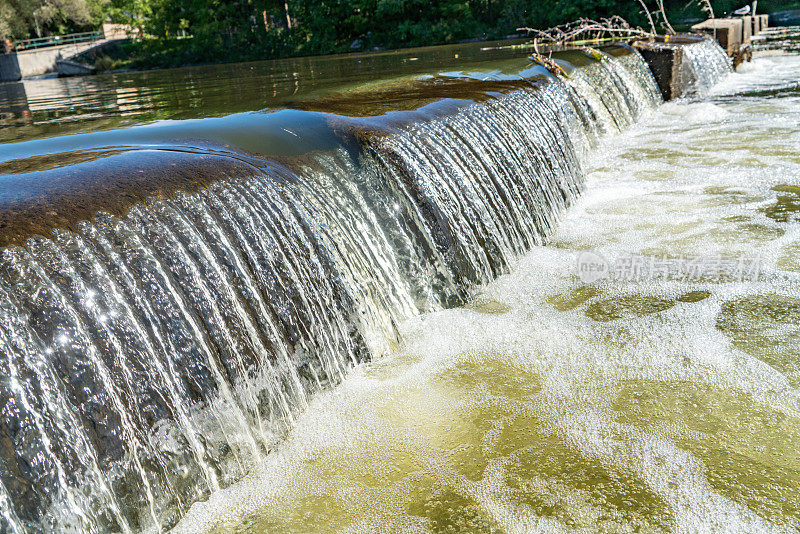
xmin=10 ymin=30 xmax=104 ymax=52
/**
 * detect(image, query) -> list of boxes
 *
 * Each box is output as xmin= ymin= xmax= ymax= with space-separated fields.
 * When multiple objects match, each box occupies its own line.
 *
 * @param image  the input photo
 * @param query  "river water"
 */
xmin=0 ymin=40 xmax=662 ymax=532
xmin=0 ymin=31 xmax=798 ymax=534
xmin=0 ymin=39 xmax=548 ymax=145
xmin=172 ymin=40 xmax=800 ymax=533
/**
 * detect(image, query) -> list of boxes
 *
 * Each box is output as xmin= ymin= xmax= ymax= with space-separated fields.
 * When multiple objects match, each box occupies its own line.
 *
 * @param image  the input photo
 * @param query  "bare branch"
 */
xmin=635 ymin=0 xmax=658 ymax=35
xmin=698 ymin=0 xmax=715 ymax=19
xmin=518 ymin=16 xmax=653 ymax=47
xmin=518 ymin=0 xmax=688 ymax=48
xmin=656 ymin=0 xmax=676 ymax=34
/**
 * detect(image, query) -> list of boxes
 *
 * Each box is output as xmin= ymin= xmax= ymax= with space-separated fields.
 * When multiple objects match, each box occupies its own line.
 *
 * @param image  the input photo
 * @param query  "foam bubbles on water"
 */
xmin=713 ymin=55 xmax=800 ymax=97
xmin=174 ymin=56 xmax=800 ymax=533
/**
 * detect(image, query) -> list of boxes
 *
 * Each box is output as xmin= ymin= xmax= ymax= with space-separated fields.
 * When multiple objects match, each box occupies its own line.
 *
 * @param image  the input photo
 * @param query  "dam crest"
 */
xmin=0 ymin=40 xmax=731 ymax=532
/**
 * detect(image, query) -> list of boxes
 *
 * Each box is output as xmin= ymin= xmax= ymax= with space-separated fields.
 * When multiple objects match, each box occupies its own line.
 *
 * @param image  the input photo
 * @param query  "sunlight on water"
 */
xmin=174 ymin=52 xmax=800 ymax=533
xmin=0 ymin=46 xmax=666 ymax=532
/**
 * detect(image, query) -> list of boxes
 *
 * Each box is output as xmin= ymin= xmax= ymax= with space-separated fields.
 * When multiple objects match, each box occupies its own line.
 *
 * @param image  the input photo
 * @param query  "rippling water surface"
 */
xmin=173 ymin=45 xmax=800 ymax=533
xmin=0 ymin=39 xmax=538 ymax=144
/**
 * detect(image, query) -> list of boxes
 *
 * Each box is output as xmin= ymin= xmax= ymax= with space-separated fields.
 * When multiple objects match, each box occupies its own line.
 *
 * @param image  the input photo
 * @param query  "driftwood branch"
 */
xmin=518 ymin=16 xmax=653 ymax=47
xmin=635 ymin=0 xmax=658 ymax=35
xmin=518 ymin=0 xmax=691 ymax=47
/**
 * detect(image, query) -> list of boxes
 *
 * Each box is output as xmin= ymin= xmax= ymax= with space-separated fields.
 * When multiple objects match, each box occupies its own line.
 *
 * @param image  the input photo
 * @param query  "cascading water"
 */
xmin=680 ymin=37 xmax=733 ymax=97
xmin=0 ymin=47 xmax=664 ymax=533
xmin=173 ymin=39 xmax=800 ymax=534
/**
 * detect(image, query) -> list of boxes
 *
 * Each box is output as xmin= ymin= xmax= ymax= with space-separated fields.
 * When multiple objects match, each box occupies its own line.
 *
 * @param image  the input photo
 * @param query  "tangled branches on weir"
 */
xmin=517 ymin=16 xmax=654 ymax=48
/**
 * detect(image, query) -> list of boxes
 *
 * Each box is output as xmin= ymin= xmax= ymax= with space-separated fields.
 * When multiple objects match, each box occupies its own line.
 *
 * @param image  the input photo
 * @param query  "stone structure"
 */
xmin=0 ymin=25 xmax=134 ymax=82
xmin=0 ymin=40 xmax=103 ymax=81
xmin=691 ymin=18 xmax=743 ymax=56
xmin=632 ymin=35 xmax=710 ymax=101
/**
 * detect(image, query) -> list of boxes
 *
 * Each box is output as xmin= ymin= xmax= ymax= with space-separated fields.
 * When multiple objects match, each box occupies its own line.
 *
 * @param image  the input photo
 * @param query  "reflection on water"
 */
xmin=0 ymin=83 xmax=30 ymax=128
xmin=0 ymin=39 xmax=544 ymax=144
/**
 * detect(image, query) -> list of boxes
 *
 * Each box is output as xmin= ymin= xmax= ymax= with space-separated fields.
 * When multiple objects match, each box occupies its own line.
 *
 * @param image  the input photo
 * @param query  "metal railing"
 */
xmin=11 ymin=30 xmax=104 ymax=52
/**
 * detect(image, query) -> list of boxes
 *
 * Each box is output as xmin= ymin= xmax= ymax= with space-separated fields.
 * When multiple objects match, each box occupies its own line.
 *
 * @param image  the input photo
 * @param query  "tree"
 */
xmin=0 ymin=1 xmax=28 ymax=41
xmin=0 ymin=0 xmax=100 ymax=41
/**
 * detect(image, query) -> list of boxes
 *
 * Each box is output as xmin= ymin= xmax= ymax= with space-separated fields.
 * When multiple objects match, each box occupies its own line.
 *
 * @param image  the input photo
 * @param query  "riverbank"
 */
xmin=78 ymin=31 xmax=310 ymax=72
xmin=75 ymin=3 xmax=798 ymax=74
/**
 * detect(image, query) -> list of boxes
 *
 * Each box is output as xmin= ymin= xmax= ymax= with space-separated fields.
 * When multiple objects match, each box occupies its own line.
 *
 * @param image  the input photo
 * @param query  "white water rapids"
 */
xmin=174 ymin=52 xmax=800 ymax=533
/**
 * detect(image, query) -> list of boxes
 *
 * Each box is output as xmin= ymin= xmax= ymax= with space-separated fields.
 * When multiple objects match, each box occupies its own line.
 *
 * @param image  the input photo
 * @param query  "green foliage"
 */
xmin=104 ymin=0 xmax=152 ymax=30
xmin=5 ymin=0 xmax=799 ymax=65
xmin=108 ymin=0 xmax=659 ymax=68
xmin=0 ymin=0 xmax=101 ymax=40
xmin=0 ymin=2 xmax=28 ymax=39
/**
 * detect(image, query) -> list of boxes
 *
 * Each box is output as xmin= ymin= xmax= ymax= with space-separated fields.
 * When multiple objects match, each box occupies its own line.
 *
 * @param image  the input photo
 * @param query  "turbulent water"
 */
xmin=167 ymin=47 xmax=800 ymax=532
xmin=0 ymin=46 xmax=668 ymax=532
xmin=680 ymin=38 xmax=732 ymax=97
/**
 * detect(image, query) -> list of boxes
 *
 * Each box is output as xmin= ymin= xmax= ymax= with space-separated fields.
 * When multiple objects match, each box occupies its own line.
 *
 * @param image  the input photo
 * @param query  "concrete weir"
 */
xmin=692 ymin=14 xmax=768 ymax=61
xmin=0 ymin=46 xmax=642 ymax=249
xmin=631 ymin=14 xmax=771 ymax=101
xmin=0 ymin=38 xmax=751 ymax=533
xmin=633 ymin=16 xmax=767 ymax=101
xmin=0 ymin=44 xmax=666 ymax=532
xmin=632 ymin=35 xmax=709 ymax=100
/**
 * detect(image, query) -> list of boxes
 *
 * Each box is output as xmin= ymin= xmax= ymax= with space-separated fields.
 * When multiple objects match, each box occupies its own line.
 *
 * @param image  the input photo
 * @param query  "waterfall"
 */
xmin=0 ymin=47 xmax=663 ymax=533
xmin=681 ymin=37 xmax=733 ymax=97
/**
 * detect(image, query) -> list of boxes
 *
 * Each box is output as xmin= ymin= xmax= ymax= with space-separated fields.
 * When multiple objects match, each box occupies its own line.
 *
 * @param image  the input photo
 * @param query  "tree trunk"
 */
xmin=284 ymin=0 xmax=292 ymax=29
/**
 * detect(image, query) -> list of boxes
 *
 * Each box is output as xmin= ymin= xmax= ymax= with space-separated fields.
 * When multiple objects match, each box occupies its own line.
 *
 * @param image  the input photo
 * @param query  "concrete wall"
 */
xmin=633 ymin=41 xmax=683 ymax=100
xmin=0 ymin=40 xmax=102 ymax=81
xmin=741 ymin=15 xmax=753 ymax=45
xmin=692 ymin=19 xmax=743 ymax=56
xmin=18 ymin=41 xmax=101 ymax=77
xmin=632 ymin=34 xmax=729 ymax=100
xmin=0 ymin=54 xmax=22 ymax=82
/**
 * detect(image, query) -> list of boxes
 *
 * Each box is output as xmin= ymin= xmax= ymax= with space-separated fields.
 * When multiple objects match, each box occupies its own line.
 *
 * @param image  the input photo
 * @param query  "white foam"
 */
xmin=173 ymin=55 xmax=800 ymax=534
